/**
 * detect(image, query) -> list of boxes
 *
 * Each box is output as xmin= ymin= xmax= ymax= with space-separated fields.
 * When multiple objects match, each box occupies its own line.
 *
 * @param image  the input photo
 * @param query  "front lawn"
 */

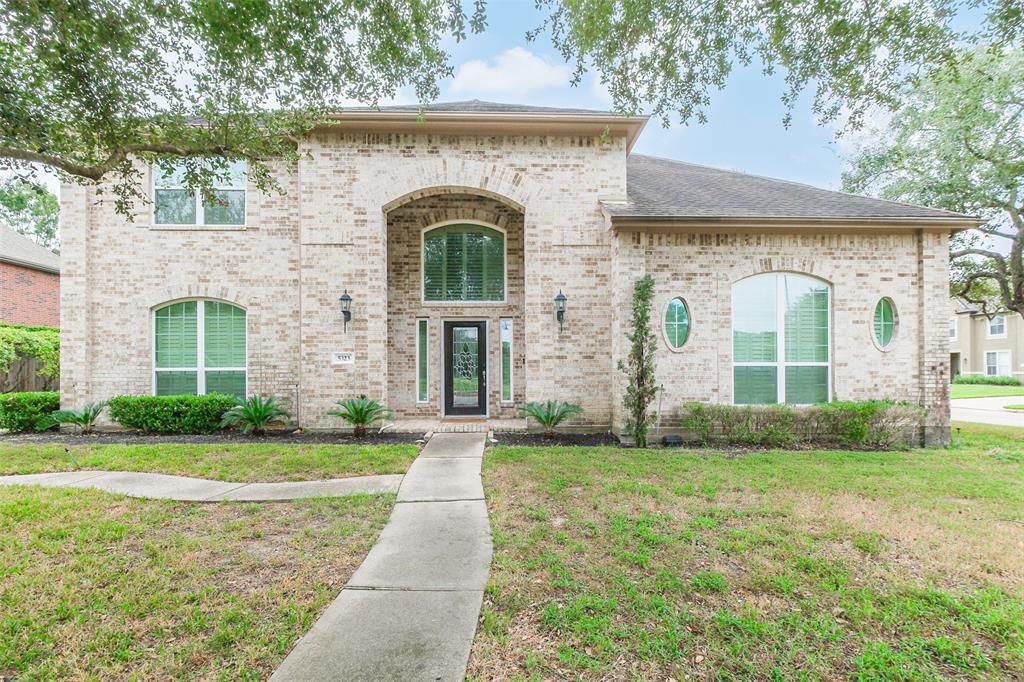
xmin=951 ymin=383 xmax=1024 ymax=399
xmin=0 ymin=487 xmax=393 ymax=679
xmin=0 ymin=442 xmax=419 ymax=482
xmin=470 ymin=422 xmax=1024 ymax=680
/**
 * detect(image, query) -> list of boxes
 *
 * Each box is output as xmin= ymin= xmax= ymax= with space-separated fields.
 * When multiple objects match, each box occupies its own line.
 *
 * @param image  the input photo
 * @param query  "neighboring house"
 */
xmin=949 ymin=298 xmax=1023 ymax=380
xmin=59 ymin=101 xmax=977 ymax=444
xmin=0 ymin=225 xmax=60 ymax=327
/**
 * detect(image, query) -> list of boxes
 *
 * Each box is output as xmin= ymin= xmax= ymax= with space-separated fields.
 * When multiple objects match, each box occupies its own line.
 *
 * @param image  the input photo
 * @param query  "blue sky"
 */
xmin=429 ymin=1 xmax=849 ymax=190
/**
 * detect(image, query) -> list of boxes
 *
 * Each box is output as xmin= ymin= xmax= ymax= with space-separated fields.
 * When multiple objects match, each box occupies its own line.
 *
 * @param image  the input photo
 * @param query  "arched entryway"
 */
xmin=385 ymin=189 xmax=526 ymax=419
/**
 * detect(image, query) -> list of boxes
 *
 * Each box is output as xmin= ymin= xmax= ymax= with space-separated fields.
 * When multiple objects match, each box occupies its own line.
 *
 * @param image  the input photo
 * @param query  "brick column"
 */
xmin=918 ymin=228 xmax=952 ymax=446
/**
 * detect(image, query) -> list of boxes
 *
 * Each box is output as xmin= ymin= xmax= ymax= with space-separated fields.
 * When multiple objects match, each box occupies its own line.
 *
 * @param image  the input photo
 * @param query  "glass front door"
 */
xmin=444 ymin=321 xmax=487 ymax=415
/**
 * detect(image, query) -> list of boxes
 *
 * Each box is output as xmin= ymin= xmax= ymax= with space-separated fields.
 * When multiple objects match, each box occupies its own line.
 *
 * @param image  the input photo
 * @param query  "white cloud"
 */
xmin=831 ymin=104 xmax=893 ymax=157
xmin=450 ymin=47 xmax=570 ymax=96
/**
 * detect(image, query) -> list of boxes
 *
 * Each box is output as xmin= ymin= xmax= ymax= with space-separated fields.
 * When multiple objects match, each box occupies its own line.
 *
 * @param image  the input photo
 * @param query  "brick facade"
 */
xmin=60 ymin=124 xmax=953 ymax=443
xmin=0 ymin=261 xmax=60 ymax=327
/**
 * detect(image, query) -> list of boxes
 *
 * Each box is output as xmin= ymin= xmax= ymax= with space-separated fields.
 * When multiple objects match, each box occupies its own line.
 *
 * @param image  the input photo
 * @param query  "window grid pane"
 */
xmin=734 ymin=366 xmax=778 ymax=404
xmin=665 ymin=298 xmax=690 ymax=348
xmin=785 ymin=366 xmax=829 ymax=404
xmin=204 ymin=301 xmax=246 ymax=368
xmin=784 ymin=277 xmax=829 ymax=362
xmin=156 ymin=371 xmax=198 ymax=396
xmin=423 ymin=225 xmax=504 ymax=301
xmin=154 ymin=189 xmax=196 ymax=225
xmin=155 ymin=301 xmax=197 ymax=368
xmin=733 ymin=277 xmax=777 ymax=362
xmin=500 ymin=319 xmax=513 ymax=401
xmin=417 ymin=319 xmax=428 ymax=402
xmin=874 ymin=299 xmax=895 ymax=347
xmin=153 ymin=160 xmax=246 ymax=226
xmin=205 ymin=371 xmax=246 ymax=399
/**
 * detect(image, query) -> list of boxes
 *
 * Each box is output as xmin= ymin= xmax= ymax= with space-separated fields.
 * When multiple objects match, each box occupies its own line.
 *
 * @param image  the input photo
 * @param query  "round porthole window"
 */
xmin=873 ymin=298 xmax=898 ymax=349
xmin=664 ymin=297 xmax=690 ymax=349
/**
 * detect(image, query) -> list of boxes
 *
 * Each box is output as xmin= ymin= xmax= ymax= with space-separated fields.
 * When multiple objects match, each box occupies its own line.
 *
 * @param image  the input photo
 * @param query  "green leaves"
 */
xmin=0 ymin=179 xmax=59 ymax=252
xmin=220 ymin=395 xmax=291 ymax=435
xmin=518 ymin=400 xmax=583 ymax=436
xmin=327 ymin=395 xmax=391 ymax=436
xmin=621 ymin=275 xmax=657 ymax=447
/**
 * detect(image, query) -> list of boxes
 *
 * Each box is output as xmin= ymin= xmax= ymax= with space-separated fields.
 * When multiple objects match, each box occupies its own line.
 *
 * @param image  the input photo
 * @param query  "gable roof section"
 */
xmin=0 ymin=225 xmax=59 ymax=274
xmin=606 ymin=154 xmax=979 ymax=229
xmin=345 ymin=99 xmax=615 ymax=115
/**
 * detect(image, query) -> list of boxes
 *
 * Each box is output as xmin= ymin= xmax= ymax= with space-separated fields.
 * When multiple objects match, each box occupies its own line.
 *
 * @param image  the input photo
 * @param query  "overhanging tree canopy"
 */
xmin=1 ymin=0 xmax=1020 ymax=217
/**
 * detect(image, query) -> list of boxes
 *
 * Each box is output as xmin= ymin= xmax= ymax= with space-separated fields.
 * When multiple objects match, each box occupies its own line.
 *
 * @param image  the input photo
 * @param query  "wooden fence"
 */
xmin=0 ymin=356 xmax=56 ymax=392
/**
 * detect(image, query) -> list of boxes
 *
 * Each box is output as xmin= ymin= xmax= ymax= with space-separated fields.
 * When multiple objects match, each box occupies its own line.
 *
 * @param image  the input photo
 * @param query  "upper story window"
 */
xmin=949 ymin=317 xmax=958 ymax=341
xmin=988 ymin=314 xmax=1007 ymax=337
xmin=154 ymin=300 xmax=246 ymax=399
xmin=733 ymin=273 xmax=830 ymax=405
xmin=153 ymin=160 xmax=246 ymax=226
xmin=422 ymin=223 xmax=505 ymax=302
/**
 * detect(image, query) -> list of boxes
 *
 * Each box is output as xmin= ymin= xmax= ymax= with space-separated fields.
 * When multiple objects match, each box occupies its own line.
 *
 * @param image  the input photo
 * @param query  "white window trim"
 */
xmin=150 ymin=161 xmax=248 ymax=228
xmin=732 ymin=273 xmax=832 ymax=405
xmin=500 ymin=318 xmax=514 ymax=403
xmin=987 ymin=315 xmax=1007 ymax=339
xmin=949 ymin=317 xmax=958 ymax=342
xmin=986 ymin=350 xmax=1012 ymax=377
xmin=152 ymin=299 xmax=248 ymax=396
xmin=415 ymin=318 xmax=429 ymax=404
xmin=870 ymin=297 xmax=899 ymax=352
xmin=662 ymin=296 xmax=691 ymax=352
xmin=420 ymin=219 xmax=509 ymax=306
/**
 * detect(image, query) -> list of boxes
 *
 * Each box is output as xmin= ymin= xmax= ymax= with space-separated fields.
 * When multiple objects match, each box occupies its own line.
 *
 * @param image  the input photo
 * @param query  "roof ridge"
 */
xmin=628 ymin=153 xmax=972 ymax=219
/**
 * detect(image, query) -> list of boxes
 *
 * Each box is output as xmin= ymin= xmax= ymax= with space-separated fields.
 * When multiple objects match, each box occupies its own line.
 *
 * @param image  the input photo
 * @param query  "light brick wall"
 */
xmin=610 ymin=229 xmax=952 ymax=445
xmin=0 ymin=261 xmax=60 ymax=327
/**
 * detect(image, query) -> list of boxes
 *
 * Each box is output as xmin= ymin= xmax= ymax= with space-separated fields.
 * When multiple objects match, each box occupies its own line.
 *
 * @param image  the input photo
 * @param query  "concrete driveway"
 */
xmin=951 ymin=396 xmax=1024 ymax=428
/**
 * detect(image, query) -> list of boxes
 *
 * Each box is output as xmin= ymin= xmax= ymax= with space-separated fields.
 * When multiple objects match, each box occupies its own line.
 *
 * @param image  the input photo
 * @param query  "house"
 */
xmin=0 ymin=225 xmax=60 ymax=328
xmin=59 ymin=101 xmax=978 ymax=444
xmin=950 ymin=298 xmax=1023 ymax=380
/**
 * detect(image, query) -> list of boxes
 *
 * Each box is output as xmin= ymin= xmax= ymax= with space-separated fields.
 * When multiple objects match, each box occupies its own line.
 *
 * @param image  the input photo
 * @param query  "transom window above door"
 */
xmin=153 ymin=160 xmax=247 ymax=226
xmin=154 ymin=300 xmax=246 ymax=399
xmin=422 ymin=223 xmax=506 ymax=302
xmin=732 ymin=273 xmax=831 ymax=405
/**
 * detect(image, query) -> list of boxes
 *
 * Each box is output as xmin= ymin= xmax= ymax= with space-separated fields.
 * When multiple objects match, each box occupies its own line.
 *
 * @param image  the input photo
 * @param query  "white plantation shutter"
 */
xmin=423 ymin=224 xmax=504 ymax=301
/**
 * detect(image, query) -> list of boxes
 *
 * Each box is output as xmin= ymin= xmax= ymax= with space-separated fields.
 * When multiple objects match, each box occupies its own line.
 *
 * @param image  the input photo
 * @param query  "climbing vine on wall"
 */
xmin=0 ymin=324 xmax=60 ymax=381
xmin=619 ymin=275 xmax=658 ymax=447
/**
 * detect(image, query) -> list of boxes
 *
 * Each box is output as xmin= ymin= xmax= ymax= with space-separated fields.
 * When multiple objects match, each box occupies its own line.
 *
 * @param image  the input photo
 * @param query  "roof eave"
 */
xmin=603 ymin=213 xmax=983 ymax=232
xmin=0 ymin=254 xmax=60 ymax=274
xmin=317 ymin=110 xmax=649 ymax=152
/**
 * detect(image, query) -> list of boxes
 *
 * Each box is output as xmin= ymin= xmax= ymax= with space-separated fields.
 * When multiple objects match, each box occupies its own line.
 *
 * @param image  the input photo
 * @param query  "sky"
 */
xmin=430 ymin=0 xmax=851 ymax=190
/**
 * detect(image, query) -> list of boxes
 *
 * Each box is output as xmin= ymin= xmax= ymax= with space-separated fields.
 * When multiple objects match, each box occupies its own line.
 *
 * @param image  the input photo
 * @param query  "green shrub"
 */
xmin=0 ymin=391 xmax=60 ymax=432
xmin=953 ymin=374 xmax=1021 ymax=386
xmin=221 ymin=395 xmax=290 ymax=435
xmin=677 ymin=400 xmax=925 ymax=449
xmin=327 ymin=395 xmax=391 ymax=436
xmin=0 ymin=324 xmax=60 ymax=382
xmin=107 ymin=394 xmax=238 ymax=433
xmin=519 ymin=400 xmax=583 ymax=437
xmin=50 ymin=401 xmax=106 ymax=434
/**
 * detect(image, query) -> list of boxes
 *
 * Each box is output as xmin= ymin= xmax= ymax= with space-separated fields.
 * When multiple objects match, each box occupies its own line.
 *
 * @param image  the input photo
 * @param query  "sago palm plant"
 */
xmin=519 ymin=400 xmax=583 ymax=437
xmin=220 ymin=395 xmax=290 ymax=435
xmin=49 ymin=401 xmax=106 ymax=434
xmin=328 ymin=395 xmax=391 ymax=436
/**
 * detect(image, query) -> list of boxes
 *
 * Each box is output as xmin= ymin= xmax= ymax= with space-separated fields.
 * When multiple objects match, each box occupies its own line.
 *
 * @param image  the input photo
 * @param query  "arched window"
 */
xmin=154 ymin=300 xmax=246 ymax=398
xmin=422 ymin=223 xmax=505 ymax=302
xmin=664 ymin=297 xmax=690 ymax=349
xmin=733 ymin=273 xmax=830 ymax=405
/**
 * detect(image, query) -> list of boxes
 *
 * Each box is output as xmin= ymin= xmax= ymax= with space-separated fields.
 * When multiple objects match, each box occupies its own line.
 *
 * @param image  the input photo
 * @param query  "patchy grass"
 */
xmin=951 ymin=383 xmax=1024 ymax=399
xmin=0 ymin=442 xmax=419 ymax=481
xmin=469 ymin=422 xmax=1024 ymax=681
xmin=0 ymin=486 xmax=393 ymax=680
xmin=1005 ymin=404 xmax=1024 ymax=411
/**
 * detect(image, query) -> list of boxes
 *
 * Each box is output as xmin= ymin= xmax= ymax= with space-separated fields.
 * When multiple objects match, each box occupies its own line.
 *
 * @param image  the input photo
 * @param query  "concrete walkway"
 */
xmin=0 ymin=470 xmax=403 ymax=501
xmin=270 ymin=432 xmax=491 ymax=682
xmin=951 ymin=396 xmax=1024 ymax=428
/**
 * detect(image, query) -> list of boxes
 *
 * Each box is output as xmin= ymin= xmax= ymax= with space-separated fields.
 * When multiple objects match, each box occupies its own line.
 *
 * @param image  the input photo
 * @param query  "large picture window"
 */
xmin=422 ymin=223 xmax=505 ymax=302
xmin=154 ymin=300 xmax=246 ymax=398
xmin=733 ymin=273 xmax=831 ymax=405
xmin=153 ymin=160 xmax=246 ymax=226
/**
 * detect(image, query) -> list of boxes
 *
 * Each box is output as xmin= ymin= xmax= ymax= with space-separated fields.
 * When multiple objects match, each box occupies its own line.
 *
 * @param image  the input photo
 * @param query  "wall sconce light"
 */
xmin=554 ymin=290 xmax=567 ymax=331
xmin=339 ymin=291 xmax=353 ymax=332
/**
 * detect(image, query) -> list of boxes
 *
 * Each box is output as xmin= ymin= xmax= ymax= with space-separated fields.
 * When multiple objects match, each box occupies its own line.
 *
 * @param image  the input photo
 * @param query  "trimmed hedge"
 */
xmin=952 ymin=374 xmax=1021 ymax=386
xmin=107 ymin=394 xmax=239 ymax=433
xmin=0 ymin=391 xmax=60 ymax=432
xmin=678 ymin=401 xmax=926 ymax=449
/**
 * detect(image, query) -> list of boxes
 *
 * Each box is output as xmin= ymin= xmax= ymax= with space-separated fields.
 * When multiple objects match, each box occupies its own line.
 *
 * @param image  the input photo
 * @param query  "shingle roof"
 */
xmin=345 ymin=99 xmax=618 ymax=116
xmin=0 ymin=225 xmax=59 ymax=273
xmin=609 ymin=154 xmax=975 ymax=223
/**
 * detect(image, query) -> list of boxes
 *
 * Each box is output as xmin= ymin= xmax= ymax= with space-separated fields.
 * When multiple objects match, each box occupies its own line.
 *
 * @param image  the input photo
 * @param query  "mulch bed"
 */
xmin=489 ymin=432 xmax=621 ymax=447
xmin=0 ymin=430 xmax=425 ymax=446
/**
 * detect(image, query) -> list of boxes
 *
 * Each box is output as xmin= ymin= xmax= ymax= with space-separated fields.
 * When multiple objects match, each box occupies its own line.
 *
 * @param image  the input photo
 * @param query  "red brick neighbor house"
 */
xmin=0 ymin=225 xmax=60 ymax=328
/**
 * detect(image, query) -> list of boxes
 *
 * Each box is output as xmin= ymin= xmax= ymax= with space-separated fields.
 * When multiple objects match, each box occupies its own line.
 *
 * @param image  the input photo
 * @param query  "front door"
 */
xmin=444 ymin=321 xmax=487 ymax=416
